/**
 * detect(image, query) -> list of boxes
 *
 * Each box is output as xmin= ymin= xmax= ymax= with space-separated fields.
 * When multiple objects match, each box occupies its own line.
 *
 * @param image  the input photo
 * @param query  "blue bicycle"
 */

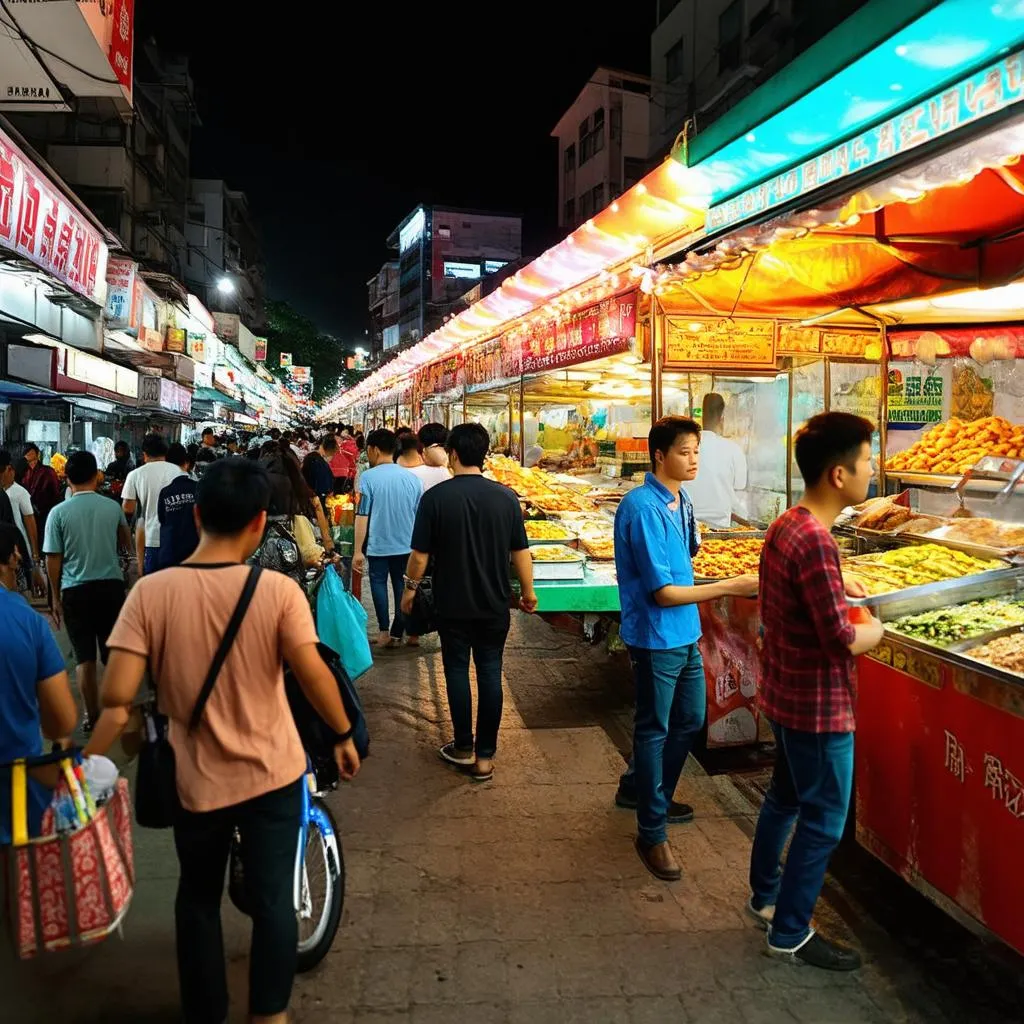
xmin=229 ymin=757 xmax=345 ymax=972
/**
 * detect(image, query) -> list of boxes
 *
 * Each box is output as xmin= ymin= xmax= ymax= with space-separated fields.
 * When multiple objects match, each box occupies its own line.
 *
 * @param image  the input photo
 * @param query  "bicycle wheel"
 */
xmin=296 ymin=796 xmax=345 ymax=972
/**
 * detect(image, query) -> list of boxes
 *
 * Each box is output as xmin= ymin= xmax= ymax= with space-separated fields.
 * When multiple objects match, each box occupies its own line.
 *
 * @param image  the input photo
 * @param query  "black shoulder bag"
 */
xmin=135 ymin=566 xmax=262 ymax=829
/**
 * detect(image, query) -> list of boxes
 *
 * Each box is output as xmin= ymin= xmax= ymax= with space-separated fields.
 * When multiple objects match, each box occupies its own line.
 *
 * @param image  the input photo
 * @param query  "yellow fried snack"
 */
xmin=524 ymin=521 xmax=573 ymax=541
xmin=886 ymin=416 xmax=1024 ymax=475
xmin=692 ymin=539 xmax=763 ymax=579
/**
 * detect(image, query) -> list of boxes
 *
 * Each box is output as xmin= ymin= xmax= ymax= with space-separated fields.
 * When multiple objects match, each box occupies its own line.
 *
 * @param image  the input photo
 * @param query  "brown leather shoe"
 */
xmin=634 ymin=837 xmax=681 ymax=881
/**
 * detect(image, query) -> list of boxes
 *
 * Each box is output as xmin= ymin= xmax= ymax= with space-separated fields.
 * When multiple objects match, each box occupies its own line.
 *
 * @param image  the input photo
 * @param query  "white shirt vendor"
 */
xmin=683 ymin=393 xmax=748 ymax=528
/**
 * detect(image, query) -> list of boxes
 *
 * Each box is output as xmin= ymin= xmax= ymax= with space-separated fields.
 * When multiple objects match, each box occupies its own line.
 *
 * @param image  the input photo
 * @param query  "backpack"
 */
xmin=249 ymin=516 xmax=303 ymax=585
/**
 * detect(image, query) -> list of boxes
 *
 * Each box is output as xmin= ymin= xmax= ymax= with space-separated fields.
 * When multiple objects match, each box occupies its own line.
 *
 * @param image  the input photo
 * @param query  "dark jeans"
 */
xmin=749 ymin=721 xmax=854 ymax=949
xmin=368 ymin=553 xmax=408 ymax=637
xmin=143 ymin=546 xmax=160 ymax=575
xmin=628 ymin=644 xmax=706 ymax=846
xmin=61 ymin=578 xmax=125 ymax=664
xmin=438 ymin=613 xmax=510 ymax=760
xmin=173 ymin=777 xmax=303 ymax=1023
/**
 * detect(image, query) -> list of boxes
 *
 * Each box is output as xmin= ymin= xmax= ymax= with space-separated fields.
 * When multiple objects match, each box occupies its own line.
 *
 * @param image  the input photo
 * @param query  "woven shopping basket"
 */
xmin=6 ymin=751 xmax=134 ymax=958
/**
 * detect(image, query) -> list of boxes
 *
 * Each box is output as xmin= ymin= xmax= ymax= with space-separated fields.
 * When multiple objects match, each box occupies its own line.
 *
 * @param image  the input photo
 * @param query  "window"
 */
xmin=578 ymin=116 xmax=589 ymax=143
xmin=462 ymin=221 xmax=472 ymax=229
xmin=564 ymin=197 xmax=575 ymax=225
xmin=719 ymin=0 xmax=742 ymax=73
xmin=593 ymin=107 xmax=604 ymax=130
xmin=579 ymin=109 xmax=605 ymax=166
xmin=610 ymin=106 xmax=622 ymax=143
xmin=436 ymin=225 xmax=451 ymax=239
xmin=665 ymin=36 xmax=685 ymax=81
xmin=564 ymin=143 xmax=576 ymax=172
xmin=443 ymin=261 xmax=480 ymax=280
xmin=750 ymin=0 xmax=777 ymax=36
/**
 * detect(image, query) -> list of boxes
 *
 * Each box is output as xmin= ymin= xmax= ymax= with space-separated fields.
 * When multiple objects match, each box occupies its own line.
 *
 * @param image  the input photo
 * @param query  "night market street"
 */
xmin=5 ymin=608 xmax=1022 ymax=1024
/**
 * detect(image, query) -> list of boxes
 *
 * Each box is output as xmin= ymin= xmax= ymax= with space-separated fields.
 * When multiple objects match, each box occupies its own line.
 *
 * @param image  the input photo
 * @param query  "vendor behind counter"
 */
xmin=683 ymin=393 xmax=748 ymax=528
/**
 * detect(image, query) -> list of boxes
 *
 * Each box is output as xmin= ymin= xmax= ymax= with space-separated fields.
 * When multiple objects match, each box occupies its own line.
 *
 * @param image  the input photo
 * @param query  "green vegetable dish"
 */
xmin=888 ymin=598 xmax=1024 ymax=646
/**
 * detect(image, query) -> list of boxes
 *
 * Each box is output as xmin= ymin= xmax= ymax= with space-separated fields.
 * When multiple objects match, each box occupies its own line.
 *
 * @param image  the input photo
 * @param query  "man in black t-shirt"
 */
xmin=155 ymin=444 xmax=203 ymax=570
xmin=401 ymin=423 xmax=537 ymax=782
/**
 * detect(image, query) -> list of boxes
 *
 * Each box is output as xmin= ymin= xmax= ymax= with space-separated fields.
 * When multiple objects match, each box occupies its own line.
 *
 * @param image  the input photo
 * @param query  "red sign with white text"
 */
xmin=521 ymin=290 xmax=638 ymax=375
xmin=108 ymin=0 xmax=134 ymax=93
xmin=0 ymin=125 xmax=107 ymax=303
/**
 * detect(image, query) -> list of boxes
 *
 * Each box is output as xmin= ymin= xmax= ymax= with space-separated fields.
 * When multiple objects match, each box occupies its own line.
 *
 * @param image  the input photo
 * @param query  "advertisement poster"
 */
xmin=280 ymin=352 xmax=293 ymax=368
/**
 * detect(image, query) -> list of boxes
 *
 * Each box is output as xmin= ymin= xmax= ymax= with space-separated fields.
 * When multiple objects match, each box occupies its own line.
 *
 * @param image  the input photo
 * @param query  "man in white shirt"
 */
xmin=0 ymin=451 xmax=43 ymax=592
xmin=121 ymin=433 xmax=184 ymax=576
xmin=683 ymin=393 xmax=748 ymax=529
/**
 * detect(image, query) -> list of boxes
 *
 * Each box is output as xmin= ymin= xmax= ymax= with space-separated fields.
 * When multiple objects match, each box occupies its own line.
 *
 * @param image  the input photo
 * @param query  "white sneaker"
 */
xmin=745 ymin=897 xmax=775 ymax=930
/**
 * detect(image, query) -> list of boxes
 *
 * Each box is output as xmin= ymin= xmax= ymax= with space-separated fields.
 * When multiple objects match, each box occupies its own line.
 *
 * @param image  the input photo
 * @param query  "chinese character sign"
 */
xmin=104 ymin=257 xmax=137 ymax=326
xmin=0 ymin=125 xmax=107 ymax=303
xmin=280 ymin=352 xmax=293 ymax=368
xmin=888 ymin=367 xmax=944 ymax=426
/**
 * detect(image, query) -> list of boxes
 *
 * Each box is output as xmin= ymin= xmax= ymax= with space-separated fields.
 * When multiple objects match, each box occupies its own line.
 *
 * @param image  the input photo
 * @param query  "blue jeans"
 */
xmin=749 ymin=721 xmax=854 ymax=949
xmin=629 ymin=644 xmax=706 ymax=846
xmin=438 ymin=614 xmax=510 ymax=760
xmin=368 ymin=553 xmax=408 ymax=637
xmin=143 ymin=546 xmax=160 ymax=575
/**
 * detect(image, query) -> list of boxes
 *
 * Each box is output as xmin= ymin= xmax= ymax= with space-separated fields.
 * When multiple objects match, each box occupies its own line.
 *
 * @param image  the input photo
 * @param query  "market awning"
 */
xmin=656 ymin=120 xmax=1024 ymax=320
xmin=0 ymin=378 xmax=60 ymax=403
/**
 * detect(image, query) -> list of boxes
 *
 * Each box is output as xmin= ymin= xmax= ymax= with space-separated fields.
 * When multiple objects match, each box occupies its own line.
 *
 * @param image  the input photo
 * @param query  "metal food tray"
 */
xmin=896 ymin=530 xmax=1023 ymax=563
xmin=852 ymin=566 xmax=1024 ymax=614
xmin=526 ymin=532 xmax=578 ymax=547
xmin=700 ymin=529 xmax=767 ymax=540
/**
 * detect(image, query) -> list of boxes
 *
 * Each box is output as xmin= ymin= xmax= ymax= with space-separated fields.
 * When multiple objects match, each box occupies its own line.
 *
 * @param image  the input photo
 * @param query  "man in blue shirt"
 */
xmin=614 ymin=417 xmax=758 ymax=881
xmin=0 ymin=523 xmax=78 ymax=844
xmin=352 ymin=428 xmax=423 ymax=647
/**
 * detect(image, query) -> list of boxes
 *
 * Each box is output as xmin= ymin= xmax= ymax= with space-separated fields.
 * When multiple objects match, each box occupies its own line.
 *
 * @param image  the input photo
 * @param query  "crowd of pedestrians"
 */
xmin=0 ymin=406 xmax=890 ymax=1020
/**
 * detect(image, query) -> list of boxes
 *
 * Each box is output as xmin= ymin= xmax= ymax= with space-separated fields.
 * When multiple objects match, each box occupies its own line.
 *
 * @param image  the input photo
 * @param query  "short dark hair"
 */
xmin=398 ymin=433 xmax=421 ymax=456
xmin=65 ymin=450 xmax=98 ymax=485
xmin=448 ymin=422 xmax=489 ymax=469
xmin=13 ymin=458 xmax=29 ymax=484
xmin=702 ymin=393 xmax=725 ymax=426
xmin=795 ymin=412 xmax=875 ymax=487
xmin=142 ymin=433 xmax=168 ymax=458
xmin=320 ymin=435 xmax=338 ymax=456
xmin=114 ymin=440 xmax=129 ymax=456
xmin=195 ymin=458 xmax=270 ymax=535
xmin=0 ymin=450 xmax=11 ymax=472
xmin=195 ymin=447 xmax=218 ymax=464
xmin=366 ymin=428 xmax=396 ymax=455
xmin=202 ymin=427 xmax=215 ymax=439
xmin=23 ymin=443 xmax=39 ymax=457
xmin=0 ymin=522 xmax=22 ymax=563
xmin=648 ymin=416 xmax=700 ymax=472
xmin=419 ymin=422 xmax=448 ymax=449
xmin=167 ymin=442 xmax=190 ymax=468
xmin=269 ymin=428 xmax=281 ymax=441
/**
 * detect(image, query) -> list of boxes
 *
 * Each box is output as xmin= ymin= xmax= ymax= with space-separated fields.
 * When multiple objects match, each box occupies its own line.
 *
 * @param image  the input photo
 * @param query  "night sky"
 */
xmin=137 ymin=4 xmax=656 ymax=341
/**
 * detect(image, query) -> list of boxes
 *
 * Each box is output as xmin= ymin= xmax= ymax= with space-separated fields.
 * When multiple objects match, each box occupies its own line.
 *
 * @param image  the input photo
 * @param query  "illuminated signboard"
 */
xmin=399 ymin=208 xmax=426 ymax=253
xmin=484 ymin=260 xmax=507 ymax=275
xmin=443 ymin=261 xmax=480 ymax=280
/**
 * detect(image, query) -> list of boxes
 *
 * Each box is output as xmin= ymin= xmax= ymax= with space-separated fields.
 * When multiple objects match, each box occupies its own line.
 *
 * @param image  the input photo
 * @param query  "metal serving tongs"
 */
xmin=950 ymin=456 xmax=1024 ymax=516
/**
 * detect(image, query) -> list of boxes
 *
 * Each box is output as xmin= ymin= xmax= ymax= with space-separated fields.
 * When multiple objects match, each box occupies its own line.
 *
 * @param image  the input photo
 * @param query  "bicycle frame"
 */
xmin=292 ymin=760 xmax=340 ymax=915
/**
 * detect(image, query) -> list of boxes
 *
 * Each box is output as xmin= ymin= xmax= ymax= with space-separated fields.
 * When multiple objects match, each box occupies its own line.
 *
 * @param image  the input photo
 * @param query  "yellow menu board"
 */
xmin=664 ymin=318 xmax=776 ymax=368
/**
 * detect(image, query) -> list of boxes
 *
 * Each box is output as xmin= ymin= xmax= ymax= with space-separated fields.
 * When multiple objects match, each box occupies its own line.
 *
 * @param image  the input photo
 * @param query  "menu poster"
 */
xmin=465 ymin=334 xmax=522 ymax=389
xmin=521 ymin=290 xmax=638 ymax=375
xmin=418 ymin=353 xmax=464 ymax=400
xmin=665 ymin=317 xmax=776 ymax=369
xmin=778 ymin=324 xmax=822 ymax=355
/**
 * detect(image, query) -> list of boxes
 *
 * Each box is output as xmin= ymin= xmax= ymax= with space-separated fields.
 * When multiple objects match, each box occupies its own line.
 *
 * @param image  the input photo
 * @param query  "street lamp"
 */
xmin=216 ymin=276 xmax=234 ymax=295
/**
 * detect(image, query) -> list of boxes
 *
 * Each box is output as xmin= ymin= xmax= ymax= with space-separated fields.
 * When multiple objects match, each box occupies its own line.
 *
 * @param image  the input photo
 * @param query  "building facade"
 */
xmin=367 ymin=261 xmax=400 ymax=363
xmin=552 ymin=67 xmax=653 ymax=231
xmin=182 ymin=178 xmax=265 ymax=329
xmin=388 ymin=205 xmax=522 ymax=350
xmin=649 ymin=0 xmax=871 ymax=161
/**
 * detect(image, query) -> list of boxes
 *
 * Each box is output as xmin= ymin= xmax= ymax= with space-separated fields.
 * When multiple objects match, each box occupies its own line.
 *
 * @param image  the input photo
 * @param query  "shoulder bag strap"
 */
xmin=187 ymin=566 xmax=262 ymax=733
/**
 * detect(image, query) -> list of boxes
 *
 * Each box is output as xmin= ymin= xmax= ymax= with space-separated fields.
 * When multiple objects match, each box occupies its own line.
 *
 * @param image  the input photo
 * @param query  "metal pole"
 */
xmin=651 ymin=301 xmax=664 ymax=421
xmin=508 ymin=388 xmax=514 ymax=452
xmin=518 ymin=375 xmax=526 ymax=467
xmin=823 ymin=357 xmax=832 ymax=414
xmin=786 ymin=366 xmax=794 ymax=508
xmin=462 ymin=385 xmax=468 ymax=424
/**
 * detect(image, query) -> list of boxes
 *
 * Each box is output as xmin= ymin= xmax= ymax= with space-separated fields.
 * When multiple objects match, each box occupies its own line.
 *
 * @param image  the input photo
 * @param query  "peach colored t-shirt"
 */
xmin=108 ymin=564 xmax=318 ymax=812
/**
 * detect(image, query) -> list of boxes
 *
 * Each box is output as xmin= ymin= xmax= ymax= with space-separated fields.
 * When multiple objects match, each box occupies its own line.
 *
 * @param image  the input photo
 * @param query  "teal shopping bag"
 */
xmin=317 ymin=565 xmax=374 ymax=680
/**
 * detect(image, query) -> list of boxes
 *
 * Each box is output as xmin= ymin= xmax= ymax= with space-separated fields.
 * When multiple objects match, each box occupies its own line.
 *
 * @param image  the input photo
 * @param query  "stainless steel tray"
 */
xmin=947 ymin=623 xmax=1024 ymax=653
xmin=894 ymin=530 xmax=1021 ymax=562
xmin=875 ymin=629 xmax=1024 ymax=689
xmin=700 ymin=529 xmax=767 ymax=541
xmin=848 ymin=566 xmax=1024 ymax=613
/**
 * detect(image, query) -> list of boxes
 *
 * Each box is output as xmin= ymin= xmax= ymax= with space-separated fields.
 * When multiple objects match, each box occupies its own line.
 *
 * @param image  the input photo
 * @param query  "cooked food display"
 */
xmin=524 ymin=520 xmax=574 ymax=542
xmin=530 ymin=544 xmax=584 ymax=563
xmin=964 ymin=632 xmax=1024 ymax=675
xmin=485 ymin=457 xmax=599 ymax=513
xmin=888 ymin=598 xmax=1024 ymax=646
xmin=842 ymin=544 xmax=1004 ymax=595
xmin=929 ymin=518 xmax=1024 ymax=550
xmin=853 ymin=498 xmax=914 ymax=532
xmin=580 ymin=538 xmax=615 ymax=560
xmin=885 ymin=416 xmax=1024 ymax=475
xmin=697 ymin=521 xmax=760 ymax=535
xmin=693 ymin=539 xmax=763 ymax=579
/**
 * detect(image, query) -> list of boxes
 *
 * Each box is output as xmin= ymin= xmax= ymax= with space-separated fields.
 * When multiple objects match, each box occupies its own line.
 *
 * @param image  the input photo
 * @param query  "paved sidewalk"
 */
xmin=4 ymin=612 xmax=1019 ymax=1022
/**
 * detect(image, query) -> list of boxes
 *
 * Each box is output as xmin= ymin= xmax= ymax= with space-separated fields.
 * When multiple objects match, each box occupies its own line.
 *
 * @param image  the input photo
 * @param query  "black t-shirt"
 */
xmin=410 ymin=474 xmax=528 ymax=621
xmin=156 ymin=475 xmax=199 ymax=570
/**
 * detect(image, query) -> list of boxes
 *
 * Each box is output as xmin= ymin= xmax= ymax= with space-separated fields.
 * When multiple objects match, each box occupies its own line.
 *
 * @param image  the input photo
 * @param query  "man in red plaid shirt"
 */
xmin=748 ymin=412 xmax=883 ymax=971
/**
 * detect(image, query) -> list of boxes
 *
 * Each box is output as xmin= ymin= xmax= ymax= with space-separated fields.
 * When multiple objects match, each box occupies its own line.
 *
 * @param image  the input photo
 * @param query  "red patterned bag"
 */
xmin=6 ymin=757 xmax=134 ymax=959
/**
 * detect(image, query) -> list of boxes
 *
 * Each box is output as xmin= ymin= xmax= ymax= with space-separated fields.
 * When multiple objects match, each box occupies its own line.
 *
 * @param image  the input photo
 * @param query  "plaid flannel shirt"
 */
xmin=758 ymin=506 xmax=858 ymax=733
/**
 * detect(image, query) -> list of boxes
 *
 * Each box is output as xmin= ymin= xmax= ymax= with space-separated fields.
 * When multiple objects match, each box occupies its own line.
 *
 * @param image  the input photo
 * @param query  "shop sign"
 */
xmin=105 ymin=257 xmax=137 ymax=326
xmin=193 ymin=362 xmax=213 ymax=389
xmin=288 ymin=366 xmax=311 ymax=383
xmin=0 ymin=124 xmax=107 ymax=304
xmin=187 ymin=332 xmax=207 ymax=363
xmin=138 ymin=327 xmax=163 ymax=352
xmin=213 ymin=311 xmax=240 ymax=343
xmin=888 ymin=368 xmax=944 ymax=427
xmin=165 ymin=327 xmax=187 ymax=353
xmin=465 ymin=333 xmax=522 ymax=389
xmin=665 ymin=318 xmax=776 ymax=369
xmin=778 ymin=325 xmax=821 ymax=355
xmin=418 ymin=354 xmax=464 ymax=399
xmin=280 ymin=352 xmax=292 ymax=367
xmin=63 ymin=347 xmax=137 ymax=398
xmin=707 ymin=50 xmax=1024 ymax=234
xmin=520 ymin=290 xmax=638 ymax=375
xmin=187 ymin=293 xmax=215 ymax=333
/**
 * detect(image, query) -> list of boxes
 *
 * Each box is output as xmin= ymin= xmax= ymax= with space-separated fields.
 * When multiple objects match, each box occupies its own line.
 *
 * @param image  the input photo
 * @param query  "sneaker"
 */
xmin=745 ymin=897 xmax=775 ymax=930
xmin=615 ymin=789 xmax=694 ymax=823
xmin=438 ymin=743 xmax=476 ymax=767
xmin=766 ymin=930 xmax=862 ymax=971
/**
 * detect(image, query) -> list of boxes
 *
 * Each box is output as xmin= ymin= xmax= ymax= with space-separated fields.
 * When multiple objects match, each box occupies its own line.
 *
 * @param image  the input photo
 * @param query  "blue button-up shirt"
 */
xmin=614 ymin=473 xmax=701 ymax=651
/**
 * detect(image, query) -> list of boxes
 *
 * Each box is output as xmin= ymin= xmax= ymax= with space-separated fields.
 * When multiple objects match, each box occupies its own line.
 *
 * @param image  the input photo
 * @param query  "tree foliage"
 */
xmin=263 ymin=299 xmax=352 ymax=403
